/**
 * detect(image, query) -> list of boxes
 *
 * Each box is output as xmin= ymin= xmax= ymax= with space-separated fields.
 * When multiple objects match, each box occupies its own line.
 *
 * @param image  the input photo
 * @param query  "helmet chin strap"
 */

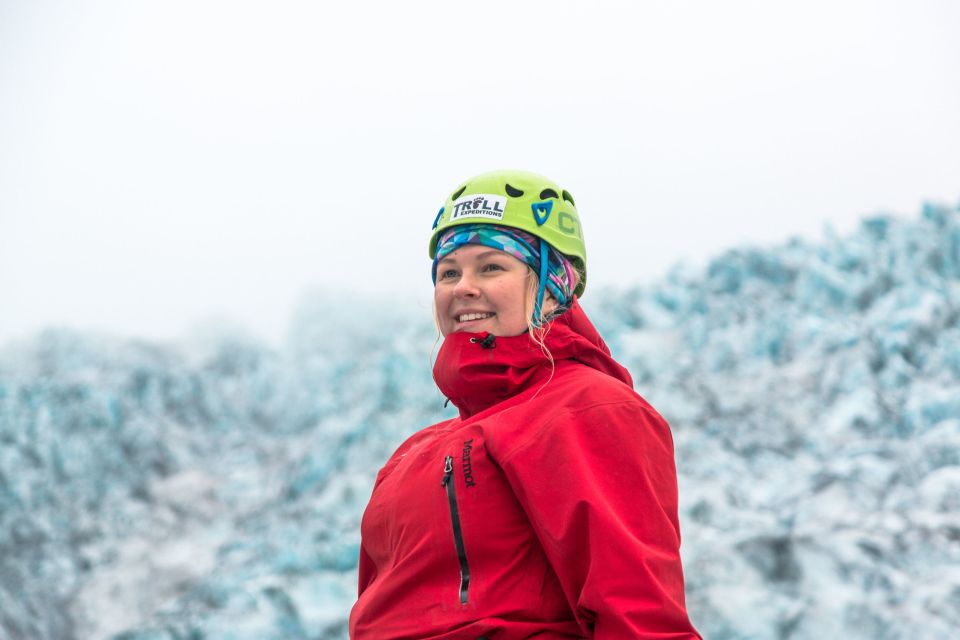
xmin=533 ymin=238 xmax=549 ymax=326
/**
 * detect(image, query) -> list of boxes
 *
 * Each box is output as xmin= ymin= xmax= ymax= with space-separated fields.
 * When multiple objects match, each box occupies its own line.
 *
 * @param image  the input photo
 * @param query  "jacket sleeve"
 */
xmin=497 ymin=399 xmax=701 ymax=639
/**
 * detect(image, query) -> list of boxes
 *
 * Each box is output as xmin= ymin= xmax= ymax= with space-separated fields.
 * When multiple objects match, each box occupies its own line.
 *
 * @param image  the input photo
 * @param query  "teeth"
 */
xmin=458 ymin=313 xmax=494 ymax=322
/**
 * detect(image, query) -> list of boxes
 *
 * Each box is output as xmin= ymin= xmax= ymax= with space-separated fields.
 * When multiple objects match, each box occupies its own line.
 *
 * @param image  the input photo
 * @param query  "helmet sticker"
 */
xmin=531 ymin=200 xmax=553 ymax=226
xmin=432 ymin=207 xmax=445 ymax=230
xmin=450 ymin=194 xmax=506 ymax=221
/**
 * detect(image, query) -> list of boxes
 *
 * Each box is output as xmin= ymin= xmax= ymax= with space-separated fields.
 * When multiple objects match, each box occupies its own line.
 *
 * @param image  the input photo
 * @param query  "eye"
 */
xmin=438 ymin=268 xmax=459 ymax=280
xmin=481 ymin=263 xmax=504 ymax=272
xmin=539 ymin=188 xmax=559 ymax=200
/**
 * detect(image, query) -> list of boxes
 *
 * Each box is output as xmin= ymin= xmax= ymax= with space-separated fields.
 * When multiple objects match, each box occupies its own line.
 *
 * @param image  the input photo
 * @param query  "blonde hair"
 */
xmin=523 ymin=269 xmax=557 ymax=400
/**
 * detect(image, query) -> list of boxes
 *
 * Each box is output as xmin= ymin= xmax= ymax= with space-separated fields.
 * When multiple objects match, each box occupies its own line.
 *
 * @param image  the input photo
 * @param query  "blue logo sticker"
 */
xmin=432 ymin=207 xmax=445 ymax=229
xmin=531 ymin=200 xmax=553 ymax=226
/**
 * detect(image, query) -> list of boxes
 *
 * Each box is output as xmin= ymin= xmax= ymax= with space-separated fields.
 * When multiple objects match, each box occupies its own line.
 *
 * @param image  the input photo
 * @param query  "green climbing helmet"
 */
xmin=428 ymin=169 xmax=587 ymax=296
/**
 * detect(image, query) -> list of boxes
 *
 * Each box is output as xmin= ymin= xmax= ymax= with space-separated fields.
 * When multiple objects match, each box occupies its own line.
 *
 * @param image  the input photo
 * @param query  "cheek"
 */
xmin=434 ymin=285 xmax=451 ymax=310
xmin=433 ymin=288 xmax=452 ymax=333
xmin=490 ymin=279 xmax=531 ymax=329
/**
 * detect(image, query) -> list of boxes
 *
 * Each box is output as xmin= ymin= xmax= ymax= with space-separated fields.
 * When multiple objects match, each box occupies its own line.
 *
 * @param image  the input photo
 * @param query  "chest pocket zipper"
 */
xmin=441 ymin=455 xmax=471 ymax=605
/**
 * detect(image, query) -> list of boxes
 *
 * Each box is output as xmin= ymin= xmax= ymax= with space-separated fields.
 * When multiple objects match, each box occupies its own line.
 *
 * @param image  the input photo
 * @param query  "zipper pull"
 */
xmin=441 ymin=455 xmax=453 ymax=487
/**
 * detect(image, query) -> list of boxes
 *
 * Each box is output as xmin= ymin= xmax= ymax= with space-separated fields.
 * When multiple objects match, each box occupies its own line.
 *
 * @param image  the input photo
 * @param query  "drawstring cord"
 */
xmin=469 ymin=334 xmax=497 ymax=349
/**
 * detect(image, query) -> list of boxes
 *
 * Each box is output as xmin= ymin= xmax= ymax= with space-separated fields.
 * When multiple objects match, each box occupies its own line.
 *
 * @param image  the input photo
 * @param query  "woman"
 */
xmin=349 ymin=170 xmax=701 ymax=639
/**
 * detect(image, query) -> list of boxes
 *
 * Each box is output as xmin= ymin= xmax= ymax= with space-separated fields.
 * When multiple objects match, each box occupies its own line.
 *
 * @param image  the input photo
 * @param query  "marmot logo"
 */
xmin=462 ymin=439 xmax=476 ymax=488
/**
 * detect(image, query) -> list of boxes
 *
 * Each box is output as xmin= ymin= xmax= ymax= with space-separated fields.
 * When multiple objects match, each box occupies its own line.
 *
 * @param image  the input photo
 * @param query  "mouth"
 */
xmin=455 ymin=312 xmax=496 ymax=325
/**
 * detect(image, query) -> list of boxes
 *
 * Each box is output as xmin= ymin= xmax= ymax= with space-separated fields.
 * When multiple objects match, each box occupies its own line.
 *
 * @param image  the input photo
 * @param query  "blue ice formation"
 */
xmin=1 ymin=201 xmax=959 ymax=639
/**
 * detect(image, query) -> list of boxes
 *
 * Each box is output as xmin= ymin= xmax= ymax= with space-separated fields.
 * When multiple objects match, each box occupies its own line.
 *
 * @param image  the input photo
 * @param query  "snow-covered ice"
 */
xmin=1 ymin=201 xmax=959 ymax=639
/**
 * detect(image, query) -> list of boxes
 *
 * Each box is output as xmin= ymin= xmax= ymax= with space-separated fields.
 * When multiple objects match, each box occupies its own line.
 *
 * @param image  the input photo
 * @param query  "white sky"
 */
xmin=2 ymin=0 xmax=959 ymax=347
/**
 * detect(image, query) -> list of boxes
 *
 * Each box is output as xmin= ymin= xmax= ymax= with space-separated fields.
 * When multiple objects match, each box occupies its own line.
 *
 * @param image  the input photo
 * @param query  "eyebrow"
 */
xmin=437 ymin=250 xmax=505 ymax=264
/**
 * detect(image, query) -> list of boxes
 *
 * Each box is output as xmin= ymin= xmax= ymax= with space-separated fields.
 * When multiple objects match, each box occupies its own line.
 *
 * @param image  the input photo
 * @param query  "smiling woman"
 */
xmin=434 ymin=245 xmax=543 ymax=338
xmin=349 ymin=170 xmax=702 ymax=639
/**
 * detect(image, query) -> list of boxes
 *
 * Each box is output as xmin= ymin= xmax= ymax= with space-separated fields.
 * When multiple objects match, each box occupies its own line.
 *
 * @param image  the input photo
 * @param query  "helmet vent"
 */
xmin=451 ymin=185 xmax=467 ymax=200
xmin=562 ymin=190 xmax=575 ymax=206
xmin=539 ymin=188 xmax=559 ymax=200
xmin=505 ymin=184 xmax=524 ymax=197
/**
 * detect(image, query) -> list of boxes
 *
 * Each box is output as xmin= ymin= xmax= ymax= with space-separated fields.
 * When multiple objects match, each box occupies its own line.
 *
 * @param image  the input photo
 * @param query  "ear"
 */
xmin=540 ymin=292 xmax=559 ymax=316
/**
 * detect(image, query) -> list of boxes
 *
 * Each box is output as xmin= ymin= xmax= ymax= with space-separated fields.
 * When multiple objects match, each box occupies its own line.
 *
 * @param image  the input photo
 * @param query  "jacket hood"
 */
xmin=433 ymin=297 xmax=633 ymax=419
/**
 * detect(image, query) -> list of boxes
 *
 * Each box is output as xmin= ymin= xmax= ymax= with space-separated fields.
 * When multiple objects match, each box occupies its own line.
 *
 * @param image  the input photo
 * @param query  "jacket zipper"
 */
xmin=441 ymin=455 xmax=470 ymax=605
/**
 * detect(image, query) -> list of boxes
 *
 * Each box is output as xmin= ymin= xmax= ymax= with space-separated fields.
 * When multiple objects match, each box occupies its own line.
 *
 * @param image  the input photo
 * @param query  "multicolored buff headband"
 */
xmin=431 ymin=224 xmax=579 ymax=311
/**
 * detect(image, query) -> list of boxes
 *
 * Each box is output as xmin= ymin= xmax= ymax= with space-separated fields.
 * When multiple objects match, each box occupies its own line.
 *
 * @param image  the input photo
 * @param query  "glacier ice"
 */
xmin=1 ymin=202 xmax=959 ymax=639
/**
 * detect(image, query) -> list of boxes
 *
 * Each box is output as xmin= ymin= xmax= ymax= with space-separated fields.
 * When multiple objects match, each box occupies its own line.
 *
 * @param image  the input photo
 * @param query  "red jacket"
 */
xmin=350 ymin=299 xmax=700 ymax=639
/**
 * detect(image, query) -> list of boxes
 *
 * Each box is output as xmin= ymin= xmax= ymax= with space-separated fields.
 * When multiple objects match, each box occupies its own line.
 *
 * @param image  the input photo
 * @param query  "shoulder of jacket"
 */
xmin=495 ymin=394 xmax=670 ymax=464
xmin=551 ymin=362 xmax=649 ymax=407
xmin=377 ymin=417 xmax=457 ymax=473
xmin=398 ymin=417 xmax=457 ymax=450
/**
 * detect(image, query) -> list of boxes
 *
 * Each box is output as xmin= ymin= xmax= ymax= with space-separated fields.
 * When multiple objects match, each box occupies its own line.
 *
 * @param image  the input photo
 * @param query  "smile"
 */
xmin=458 ymin=312 xmax=495 ymax=322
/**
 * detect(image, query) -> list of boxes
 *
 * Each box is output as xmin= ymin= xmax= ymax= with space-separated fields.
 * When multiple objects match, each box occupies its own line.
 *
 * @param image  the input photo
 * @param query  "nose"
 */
xmin=453 ymin=270 xmax=480 ymax=299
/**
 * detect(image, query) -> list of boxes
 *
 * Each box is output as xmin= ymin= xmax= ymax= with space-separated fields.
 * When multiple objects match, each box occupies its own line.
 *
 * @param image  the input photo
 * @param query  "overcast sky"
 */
xmin=2 ymin=0 xmax=958 ymax=347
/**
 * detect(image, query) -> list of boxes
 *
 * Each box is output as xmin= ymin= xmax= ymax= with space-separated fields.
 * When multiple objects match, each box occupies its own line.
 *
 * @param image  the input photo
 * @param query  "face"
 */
xmin=434 ymin=244 xmax=538 ymax=337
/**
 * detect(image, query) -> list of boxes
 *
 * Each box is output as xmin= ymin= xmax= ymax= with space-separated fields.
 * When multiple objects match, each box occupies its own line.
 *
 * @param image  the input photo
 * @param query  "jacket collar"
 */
xmin=432 ymin=298 xmax=634 ymax=419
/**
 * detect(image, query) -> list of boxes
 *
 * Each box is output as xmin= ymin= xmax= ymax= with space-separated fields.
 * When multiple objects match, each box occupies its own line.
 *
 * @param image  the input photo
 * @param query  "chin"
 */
xmin=455 ymin=323 xmax=495 ymax=335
